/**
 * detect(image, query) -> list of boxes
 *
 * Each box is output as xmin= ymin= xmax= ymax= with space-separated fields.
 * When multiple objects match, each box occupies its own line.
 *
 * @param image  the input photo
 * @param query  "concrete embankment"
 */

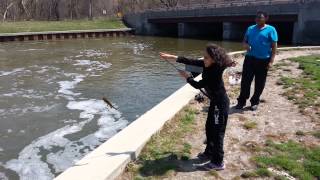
xmin=0 ymin=28 xmax=134 ymax=42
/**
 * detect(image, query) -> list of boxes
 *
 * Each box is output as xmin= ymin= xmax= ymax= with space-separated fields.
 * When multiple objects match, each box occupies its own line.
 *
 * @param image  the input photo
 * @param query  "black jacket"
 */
xmin=177 ymin=56 xmax=227 ymax=99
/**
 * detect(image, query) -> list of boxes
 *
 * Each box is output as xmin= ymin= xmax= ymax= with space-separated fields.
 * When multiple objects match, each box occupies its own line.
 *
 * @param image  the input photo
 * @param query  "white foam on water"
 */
xmin=112 ymin=42 xmax=149 ymax=55
xmin=19 ymin=130 xmax=26 ymax=134
xmin=4 ymin=124 xmax=84 ymax=180
xmin=4 ymin=99 xmax=127 ymax=179
xmin=57 ymin=74 xmax=85 ymax=97
xmin=1 ymin=89 xmax=48 ymax=99
xmin=78 ymin=49 xmax=110 ymax=58
xmin=0 ymin=172 xmax=8 ymax=180
xmin=0 ymin=147 xmax=4 ymax=152
xmin=1 ymin=92 xmax=21 ymax=97
xmin=63 ymin=119 xmax=78 ymax=124
xmin=26 ymin=105 xmax=57 ymax=113
xmin=74 ymin=60 xmax=111 ymax=72
xmin=0 ymin=68 xmax=27 ymax=76
xmin=17 ymin=49 xmax=45 ymax=52
xmin=4 ymin=105 xmax=56 ymax=116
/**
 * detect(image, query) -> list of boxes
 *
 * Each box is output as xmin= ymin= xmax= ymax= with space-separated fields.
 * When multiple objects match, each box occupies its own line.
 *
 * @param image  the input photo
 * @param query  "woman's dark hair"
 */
xmin=206 ymin=43 xmax=235 ymax=68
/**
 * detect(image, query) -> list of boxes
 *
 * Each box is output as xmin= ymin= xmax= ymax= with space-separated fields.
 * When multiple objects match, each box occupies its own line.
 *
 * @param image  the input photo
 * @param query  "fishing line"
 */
xmin=163 ymin=59 xmax=212 ymax=100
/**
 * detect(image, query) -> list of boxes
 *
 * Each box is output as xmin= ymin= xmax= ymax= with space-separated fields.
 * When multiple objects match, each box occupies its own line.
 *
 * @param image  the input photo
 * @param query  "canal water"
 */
xmin=0 ymin=36 xmax=241 ymax=180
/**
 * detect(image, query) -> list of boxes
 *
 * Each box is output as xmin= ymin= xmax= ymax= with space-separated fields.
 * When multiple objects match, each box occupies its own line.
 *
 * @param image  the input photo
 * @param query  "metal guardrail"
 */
xmin=144 ymin=0 xmax=314 ymax=13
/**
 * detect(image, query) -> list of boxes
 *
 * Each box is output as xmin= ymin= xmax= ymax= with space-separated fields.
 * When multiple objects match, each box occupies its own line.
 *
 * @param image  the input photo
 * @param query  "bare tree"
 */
xmin=159 ymin=0 xmax=179 ymax=9
xmin=3 ymin=0 xmax=14 ymax=21
xmin=89 ymin=0 xmax=93 ymax=20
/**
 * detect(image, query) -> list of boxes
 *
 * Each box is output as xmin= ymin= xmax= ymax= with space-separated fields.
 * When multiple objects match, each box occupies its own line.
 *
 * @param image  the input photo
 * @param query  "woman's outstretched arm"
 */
xmin=160 ymin=52 xmax=204 ymax=67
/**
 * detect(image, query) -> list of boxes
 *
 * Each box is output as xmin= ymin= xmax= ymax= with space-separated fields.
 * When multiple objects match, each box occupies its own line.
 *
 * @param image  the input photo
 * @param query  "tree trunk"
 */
xmin=89 ymin=0 xmax=93 ymax=20
xmin=22 ymin=0 xmax=31 ymax=20
xmin=3 ymin=2 xmax=14 ymax=22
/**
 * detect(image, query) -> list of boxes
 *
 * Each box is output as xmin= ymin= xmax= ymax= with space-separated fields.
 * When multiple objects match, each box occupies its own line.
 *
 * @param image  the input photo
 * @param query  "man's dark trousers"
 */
xmin=238 ymin=55 xmax=270 ymax=106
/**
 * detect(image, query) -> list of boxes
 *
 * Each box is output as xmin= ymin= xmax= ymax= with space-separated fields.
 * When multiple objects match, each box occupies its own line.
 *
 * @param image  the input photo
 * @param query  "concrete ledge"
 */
xmin=0 ymin=28 xmax=134 ymax=42
xmin=55 ymin=46 xmax=320 ymax=180
xmin=0 ymin=28 xmax=133 ymax=37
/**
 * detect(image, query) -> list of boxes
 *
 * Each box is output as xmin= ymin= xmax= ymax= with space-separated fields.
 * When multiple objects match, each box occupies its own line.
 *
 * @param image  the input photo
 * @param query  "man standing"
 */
xmin=236 ymin=11 xmax=278 ymax=111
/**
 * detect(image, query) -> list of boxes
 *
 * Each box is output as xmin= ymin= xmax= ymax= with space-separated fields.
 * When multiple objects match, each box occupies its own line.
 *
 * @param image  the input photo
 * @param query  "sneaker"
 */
xmin=250 ymin=104 xmax=258 ymax=111
xmin=196 ymin=162 xmax=225 ymax=171
xmin=197 ymin=152 xmax=211 ymax=161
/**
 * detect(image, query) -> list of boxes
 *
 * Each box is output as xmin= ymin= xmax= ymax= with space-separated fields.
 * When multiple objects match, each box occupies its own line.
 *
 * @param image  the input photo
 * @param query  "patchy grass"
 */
xmin=277 ymin=55 xmax=320 ymax=119
xmin=274 ymin=175 xmax=290 ymax=180
xmin=252 ymin=140 xmax=320 ymax=180
xmin=241 ymin=171 xmax=258 ymax=178
xmin=208 ymin=169 xmax=219 ymax=178
xmin=241 ymin=168 xmax=272 ymax=178
xmin=243 ymin=121 xmax=257 ymax=130
xmin=295 ymin=130 xmax=306 ymax=136
xmin=124 ymin=106 xmax=197 ymax=179
xmin=312 ymin=131 xmax=320 ymax=139
xmin=0 ymin=18 xmax=126 ymax=33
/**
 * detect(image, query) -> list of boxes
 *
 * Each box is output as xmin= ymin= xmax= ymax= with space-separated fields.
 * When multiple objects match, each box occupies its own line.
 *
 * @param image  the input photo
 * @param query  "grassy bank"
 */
xmin=123 ymin=106 xmax=198 ymax=179
xmin=241 ymin=140 xmax=320 ymax=180
xmin=276 ymin=55 xmax=320 ymax=121
xmin=0 ymin=18 xmax=126 ymax=33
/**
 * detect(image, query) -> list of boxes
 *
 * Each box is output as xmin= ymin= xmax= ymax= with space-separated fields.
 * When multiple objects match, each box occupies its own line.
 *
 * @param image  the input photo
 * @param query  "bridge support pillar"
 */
xmin=178 ymin=23 xmax=187 ymax=37
xmin=223 ymin=22 xmax=246 ymax=41
xmin=293 ymin=1 xmax=320 ymax=45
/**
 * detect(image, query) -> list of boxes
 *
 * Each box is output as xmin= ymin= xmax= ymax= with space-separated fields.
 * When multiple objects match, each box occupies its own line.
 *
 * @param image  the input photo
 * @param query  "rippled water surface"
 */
xmin=0 ymin=36 xmax=241 ymax=179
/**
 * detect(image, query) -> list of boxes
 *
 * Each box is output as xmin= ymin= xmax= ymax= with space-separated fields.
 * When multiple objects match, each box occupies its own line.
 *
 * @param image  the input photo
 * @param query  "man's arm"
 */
xmin=243 ymin=27 xmax=251 ymax=51
xmin=270 ymin=42 xmax=277 ymax=63
xmin=268 ymin=42 xmax=277 ymax=68
xmin=268 ymin=27 xmax=278 ymax=69
xmin=243 ymin=37 xmax=251 ymax=52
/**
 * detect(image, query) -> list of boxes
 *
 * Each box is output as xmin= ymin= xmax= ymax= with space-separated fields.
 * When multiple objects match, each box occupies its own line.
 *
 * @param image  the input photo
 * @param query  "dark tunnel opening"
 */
xmin=268 ymin=21 xmax=295 ymax=45
xmin=150 ymin=21 xmax=295 ymax=45
xmin=152 ymin=23 xmax=178 ymax=37
xmin=181 ymin=22 xmax=223 ymax=41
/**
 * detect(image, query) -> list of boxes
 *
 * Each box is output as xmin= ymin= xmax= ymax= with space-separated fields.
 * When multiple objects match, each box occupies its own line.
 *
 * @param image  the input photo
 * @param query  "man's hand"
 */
xmin=178 ymin=70 xmax=190 ymax=79
xmin=243 ymin=42 xmax=251 ymax=52
xmin=159 ymin=52 xmax=178 ymax=62
xmin=267 ymin=61 xmax=274 ymax=69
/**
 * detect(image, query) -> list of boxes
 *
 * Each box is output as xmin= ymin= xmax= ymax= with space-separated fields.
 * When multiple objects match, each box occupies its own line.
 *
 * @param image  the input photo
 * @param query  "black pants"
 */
xmin=238 ymin=56 xmax=270 ymax=106
xmin=204 ymin=93 xmax=229 ymax=165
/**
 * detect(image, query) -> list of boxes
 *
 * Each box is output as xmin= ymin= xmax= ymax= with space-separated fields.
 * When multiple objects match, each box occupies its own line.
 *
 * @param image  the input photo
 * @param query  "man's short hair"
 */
xmin=256 ymin=11 xmax=269 ymax=18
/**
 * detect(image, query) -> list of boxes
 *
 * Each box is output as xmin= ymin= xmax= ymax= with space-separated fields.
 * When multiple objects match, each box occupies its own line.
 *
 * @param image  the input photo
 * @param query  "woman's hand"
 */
xmin=159 ymin=52 xmax=178 ymax=62
xmin=178 ymin=70 xmax=190 ymax=79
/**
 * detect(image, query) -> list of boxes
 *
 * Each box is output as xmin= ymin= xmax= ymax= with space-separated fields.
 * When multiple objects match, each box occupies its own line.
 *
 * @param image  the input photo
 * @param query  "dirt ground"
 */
xmin=120 ymin=49 xmax=320 ymax=180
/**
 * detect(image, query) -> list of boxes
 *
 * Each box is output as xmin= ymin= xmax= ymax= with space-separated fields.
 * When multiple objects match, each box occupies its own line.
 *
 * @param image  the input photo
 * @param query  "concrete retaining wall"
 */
xmin=0 ymin=28 xmax=134 ymax=42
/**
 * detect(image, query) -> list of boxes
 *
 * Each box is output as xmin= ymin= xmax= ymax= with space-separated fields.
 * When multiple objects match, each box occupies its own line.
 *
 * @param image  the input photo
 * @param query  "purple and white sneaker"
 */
xmin=196 ymin=162 xmax=225 ymax=171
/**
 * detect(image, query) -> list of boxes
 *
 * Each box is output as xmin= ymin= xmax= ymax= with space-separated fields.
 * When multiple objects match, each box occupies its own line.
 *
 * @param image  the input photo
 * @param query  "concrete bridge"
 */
xmin=124 ymin=0 xmax=320 ymax=45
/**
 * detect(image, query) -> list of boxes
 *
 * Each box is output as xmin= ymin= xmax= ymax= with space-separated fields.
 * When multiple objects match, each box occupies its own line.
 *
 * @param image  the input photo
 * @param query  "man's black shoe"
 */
xmin=235 ymin=103 xmax=245 ymax=109
xmin=250 ymin=105 xmax=258 ymax=111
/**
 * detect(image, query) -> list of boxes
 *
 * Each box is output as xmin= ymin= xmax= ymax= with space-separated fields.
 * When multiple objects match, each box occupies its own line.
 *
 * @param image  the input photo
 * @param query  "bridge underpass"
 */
xmin=124 ymin=1 xmax=320 ymax=45
xmin=148 ymin=14 xmax=297 ymax=44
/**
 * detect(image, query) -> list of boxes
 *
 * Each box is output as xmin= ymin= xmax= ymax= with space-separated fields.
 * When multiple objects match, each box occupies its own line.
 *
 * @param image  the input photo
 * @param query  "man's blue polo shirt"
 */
xmin=245 ymin=24 xmax=278 ymax=59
